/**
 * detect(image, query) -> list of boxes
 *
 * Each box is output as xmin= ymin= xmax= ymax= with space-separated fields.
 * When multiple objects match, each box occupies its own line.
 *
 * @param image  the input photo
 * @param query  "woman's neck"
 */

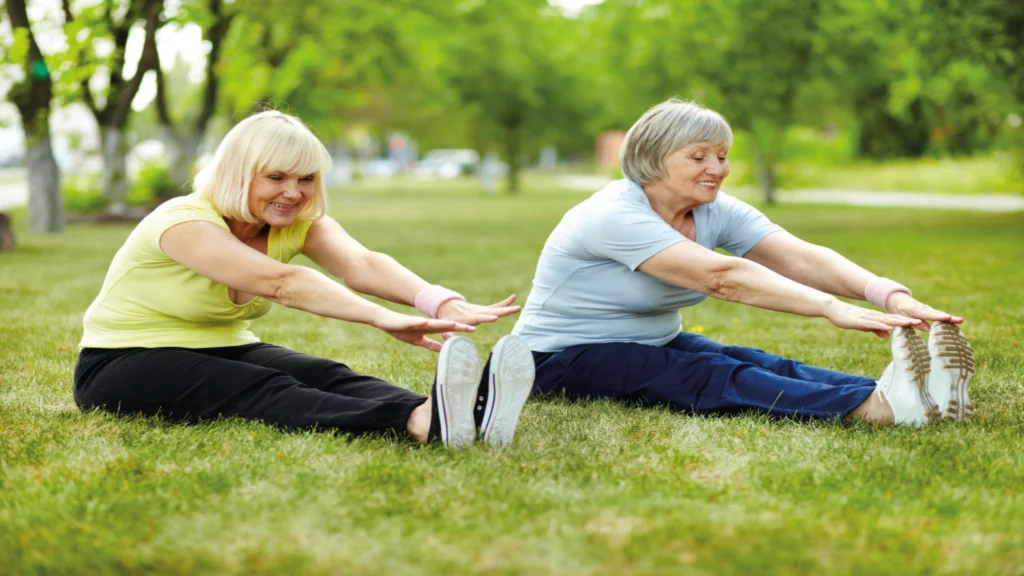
xmin=225 ymin=218 xmax=266 ymax=242
xmin=642 ymin=180 xmax=702 ymax=228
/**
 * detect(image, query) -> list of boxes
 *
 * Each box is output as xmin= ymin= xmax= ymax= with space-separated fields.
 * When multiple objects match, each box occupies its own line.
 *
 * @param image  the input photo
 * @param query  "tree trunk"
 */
xmin=0 ymin=213 xmax=15 ymax=252
xmin=752 ymin=145 xmax=777 ymax=205
xmin=504 ymin=125 xmax=522 ymax=194
xmin=72 ymin=0 xmax=163 ymax=209
xmin=101 ymin=127 xmax=130 ymax=211
xmin=26 ymin=133 xmax=64 ymax=233
xmin=7 ymin=0 xmax=63 ymax=233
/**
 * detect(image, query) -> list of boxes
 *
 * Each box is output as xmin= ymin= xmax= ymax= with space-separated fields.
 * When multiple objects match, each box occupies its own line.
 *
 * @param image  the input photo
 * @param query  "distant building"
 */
xmin=596 ymin=130 xmax=626 ymax=172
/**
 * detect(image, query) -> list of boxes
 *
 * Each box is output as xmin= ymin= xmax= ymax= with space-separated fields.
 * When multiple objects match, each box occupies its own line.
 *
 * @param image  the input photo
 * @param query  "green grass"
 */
xmin=776 ymin=154 xmax=1023 ymax=195
xmin=2 ymin=179 xmax=1024 ymax=575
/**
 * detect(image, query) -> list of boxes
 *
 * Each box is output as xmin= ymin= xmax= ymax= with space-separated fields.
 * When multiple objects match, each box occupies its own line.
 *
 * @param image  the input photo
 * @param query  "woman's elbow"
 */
xmin=701 ymin=262 xmax=744 ymax=301
xmin=266 ymin=265 xmax=306 ymax=306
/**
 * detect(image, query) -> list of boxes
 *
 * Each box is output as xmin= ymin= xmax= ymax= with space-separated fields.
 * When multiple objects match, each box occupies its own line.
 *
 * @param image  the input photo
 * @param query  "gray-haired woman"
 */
xmin=512 ymin=98 xmax=974 ymax=426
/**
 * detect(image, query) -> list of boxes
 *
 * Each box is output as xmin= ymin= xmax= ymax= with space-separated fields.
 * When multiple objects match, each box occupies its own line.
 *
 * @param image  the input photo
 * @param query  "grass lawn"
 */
xmin=2 ymin=179 xmax=1023 ymax=575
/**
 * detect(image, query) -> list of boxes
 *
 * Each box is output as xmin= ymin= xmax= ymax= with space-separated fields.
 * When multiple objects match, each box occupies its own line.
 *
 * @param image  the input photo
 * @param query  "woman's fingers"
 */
xmin=417 ymin=336 xmax=443 ymax=353
xmin=875 ymin=312 xmax=920 ymax=327
xmin=487 ymin=306 xmax=521 ymax=318
xmin=419 ymin=319 xmax=475 ymax=333
xmin=490 ymin=294 xmax=517 ymax=307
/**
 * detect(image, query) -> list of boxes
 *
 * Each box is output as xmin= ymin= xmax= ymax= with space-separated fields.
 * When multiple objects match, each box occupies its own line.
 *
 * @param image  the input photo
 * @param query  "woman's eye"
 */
xmin=300 ymin=176 xmax=315 ymax=183
xmin=692 ymin=156 xmax=704 ymax=161
xmin=268 ymin=175 xmax=283 ymax=181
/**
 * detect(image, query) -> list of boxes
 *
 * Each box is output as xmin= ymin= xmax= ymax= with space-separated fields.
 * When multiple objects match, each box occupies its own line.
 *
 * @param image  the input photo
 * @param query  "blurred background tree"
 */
xmin=0 ymin=0 xmax=1020 ymax=223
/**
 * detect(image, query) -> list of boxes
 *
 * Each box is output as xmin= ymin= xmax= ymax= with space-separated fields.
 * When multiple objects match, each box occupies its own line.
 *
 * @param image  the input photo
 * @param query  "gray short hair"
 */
xmin=619 ymin=98 xmax=733 ymax=186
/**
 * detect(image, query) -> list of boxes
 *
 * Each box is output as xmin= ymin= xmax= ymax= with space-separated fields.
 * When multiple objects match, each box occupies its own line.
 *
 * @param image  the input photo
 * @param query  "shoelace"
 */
xmin=904 ymin=332 xmax=930 ymax=384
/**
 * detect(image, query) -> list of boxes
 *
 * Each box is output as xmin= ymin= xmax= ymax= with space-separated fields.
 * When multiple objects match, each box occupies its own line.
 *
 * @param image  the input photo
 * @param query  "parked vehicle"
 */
xmin=415 ymin=149 xmax=480 ymax=179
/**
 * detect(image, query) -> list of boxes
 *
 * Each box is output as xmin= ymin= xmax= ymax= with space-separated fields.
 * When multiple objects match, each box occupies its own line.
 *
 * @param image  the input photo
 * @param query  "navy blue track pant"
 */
xmin=531 ymin=332 xmax=878 ymax=421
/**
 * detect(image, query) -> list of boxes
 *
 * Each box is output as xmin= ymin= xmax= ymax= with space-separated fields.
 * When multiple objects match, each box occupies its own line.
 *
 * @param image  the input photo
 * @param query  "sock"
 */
xmin=474 ymin=356 xmax=492 ymax=428
xmin=427 ymin=381 xmax=442 ymax=443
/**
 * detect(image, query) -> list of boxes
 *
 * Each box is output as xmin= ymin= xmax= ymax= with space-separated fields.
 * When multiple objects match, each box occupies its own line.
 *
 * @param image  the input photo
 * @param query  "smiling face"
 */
xmin=660 ymin=142 xmax=731 ymax=205
xmin=247 ymin=171 xmax=316 ymax=228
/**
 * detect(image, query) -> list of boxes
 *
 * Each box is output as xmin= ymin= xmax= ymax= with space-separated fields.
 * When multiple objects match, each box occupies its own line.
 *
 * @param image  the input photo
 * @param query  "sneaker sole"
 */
xmin=436 ymin=336 xmax=482 ymax=448
xmin=929 ymin=321 xmax=974 ymax=421
xmin=480 ymin=335 xmax=535 ymax=448
xmin=896 ymin=326 xmax=942 ymax=425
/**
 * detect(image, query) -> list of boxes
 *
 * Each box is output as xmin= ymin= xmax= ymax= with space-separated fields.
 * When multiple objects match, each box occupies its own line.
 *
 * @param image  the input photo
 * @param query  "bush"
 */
xmin=62 ymin=175 xmax=107 ymax=214
xmin=129 ymin=164 xmax=180 ymax=207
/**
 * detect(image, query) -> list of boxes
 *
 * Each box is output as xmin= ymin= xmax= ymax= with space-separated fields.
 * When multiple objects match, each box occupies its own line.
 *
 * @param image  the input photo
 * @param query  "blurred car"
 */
xmin=361 ymin=158 xmax=401 ymax=178
xmin=415 ymin=149 xmax=480 ymax=179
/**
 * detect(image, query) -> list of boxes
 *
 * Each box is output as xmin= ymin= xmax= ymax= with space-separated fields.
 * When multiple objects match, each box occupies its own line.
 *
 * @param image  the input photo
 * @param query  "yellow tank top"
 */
xmin=80 ymin=193 xmax=312 ymax=349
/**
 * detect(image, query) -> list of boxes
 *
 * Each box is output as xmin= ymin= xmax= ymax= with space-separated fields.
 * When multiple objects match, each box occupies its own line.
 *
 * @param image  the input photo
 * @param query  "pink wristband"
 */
xmin=865 ymin=277 xmax=912 ymax=309
xmin=414 ymin=285 xmax=465 ymax=318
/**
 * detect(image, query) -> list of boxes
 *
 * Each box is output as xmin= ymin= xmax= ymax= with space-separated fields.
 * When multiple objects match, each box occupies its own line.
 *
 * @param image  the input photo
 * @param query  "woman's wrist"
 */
xmin=864 ymin=277 xmax=912 ymax=309
xmin=819 ymin=295 xmax=841 ymax=318
xmin=414 ymin=285 xmax=465 ymax=318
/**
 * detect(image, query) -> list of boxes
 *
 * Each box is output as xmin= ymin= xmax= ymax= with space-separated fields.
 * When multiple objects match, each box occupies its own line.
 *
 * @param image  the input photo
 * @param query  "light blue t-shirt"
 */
xmin=512 ymin=179 xmax=782 ymax=352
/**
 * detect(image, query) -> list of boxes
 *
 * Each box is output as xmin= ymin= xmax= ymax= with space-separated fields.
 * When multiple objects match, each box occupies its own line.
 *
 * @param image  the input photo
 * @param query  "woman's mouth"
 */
xmin=270 ymin=202 xmax=297 ymax=211
xmin=697 ymin=180 xmax=718 ymax=189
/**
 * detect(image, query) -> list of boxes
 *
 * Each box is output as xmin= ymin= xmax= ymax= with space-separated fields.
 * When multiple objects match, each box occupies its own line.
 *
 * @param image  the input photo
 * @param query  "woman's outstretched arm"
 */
xmin=637 ymin=240 xmax=920 ymax=337
xmin=743 ymin=231 xmax=962 ymax=326
xmin=301 ymin=216 xmax=520 ymax=324
xmin=160 ymin=220 xmax=473 ymax=352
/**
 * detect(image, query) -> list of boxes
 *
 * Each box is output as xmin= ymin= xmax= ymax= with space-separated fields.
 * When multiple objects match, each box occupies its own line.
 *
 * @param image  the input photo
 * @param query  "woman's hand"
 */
xmin=884 ymin=292 xmax=963 ymax=330
xmin=373 ymin=310 xmax=476 ymax=352
xmin=825 ymin=299 xmax=922 ymax=338
xmin=437 ymin=295 xmax=521 ymax=326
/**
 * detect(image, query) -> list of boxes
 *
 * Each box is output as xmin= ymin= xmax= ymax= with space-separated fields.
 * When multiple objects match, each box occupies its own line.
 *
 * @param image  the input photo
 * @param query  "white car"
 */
xmin=415 ymin=149 xmax=480 ymax=179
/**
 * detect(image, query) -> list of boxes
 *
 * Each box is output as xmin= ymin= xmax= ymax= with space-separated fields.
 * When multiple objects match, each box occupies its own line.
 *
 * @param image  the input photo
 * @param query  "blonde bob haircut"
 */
xmin=193 ymin=110 xmax=332 ymax=223
xmin=619 ymin=98 xmax=733 ymax=186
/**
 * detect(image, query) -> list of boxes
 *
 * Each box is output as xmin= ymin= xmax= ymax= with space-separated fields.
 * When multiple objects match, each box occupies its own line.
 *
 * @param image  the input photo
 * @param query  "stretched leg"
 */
xmin=665 ymin=332 xmax=876 ymax=387
xmin=230 ymin=343 xmax=428 ymax=405
xmin=73 ymin=346 xmax=425 ymax=436
xmin=533 ymin=342 xmax=877 ymax=422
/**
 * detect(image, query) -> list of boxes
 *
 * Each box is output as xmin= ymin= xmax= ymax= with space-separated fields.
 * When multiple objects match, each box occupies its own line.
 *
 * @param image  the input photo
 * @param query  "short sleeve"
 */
xmin=715 ymin=193 xmax=782 ymax=256
xmin=143 ymin=198 xmax=228 ymax=260
xmin=576 ymin=205 xmax=687 ymax=271
xmin=273 ymin=218 xmax=314 ymax=263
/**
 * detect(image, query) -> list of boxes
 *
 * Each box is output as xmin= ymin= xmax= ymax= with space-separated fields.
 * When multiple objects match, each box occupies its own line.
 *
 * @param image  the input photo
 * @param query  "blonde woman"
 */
xmin=74 ymin=111 xmax=535 ymax=447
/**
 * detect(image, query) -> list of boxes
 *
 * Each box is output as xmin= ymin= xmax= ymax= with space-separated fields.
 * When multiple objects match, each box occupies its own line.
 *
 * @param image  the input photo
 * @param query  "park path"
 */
xmin=0 ymin=179 xmax=28 ymax=212
xmin=560 ymin=175 xmax=1024 ymax=213
xmin=1 ymin=174 xmax=1022 ymax=212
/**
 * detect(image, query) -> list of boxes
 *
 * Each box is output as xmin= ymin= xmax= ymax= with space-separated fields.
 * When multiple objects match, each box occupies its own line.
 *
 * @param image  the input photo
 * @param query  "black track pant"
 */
xmin=74 ymin=343 xmax=428 ymax=436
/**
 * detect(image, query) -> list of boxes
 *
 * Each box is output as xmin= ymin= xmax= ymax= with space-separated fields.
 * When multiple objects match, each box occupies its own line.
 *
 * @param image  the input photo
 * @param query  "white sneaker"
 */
xmin=876 ymin=326 xmax=941 ymax=426
xmin=927 ymin=321 xmax=975 ymax=420
xmin=477 ymin=335 xmax=535 ymax=448
xmin=432 ymin=336 xmax=483 ymax=448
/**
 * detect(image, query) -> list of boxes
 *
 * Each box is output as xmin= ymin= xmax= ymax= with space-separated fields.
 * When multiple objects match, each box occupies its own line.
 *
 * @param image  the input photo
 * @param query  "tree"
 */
xmin=153 ymin=0 xmax=235 ymax=190
xmin=218 ymin=0 xmax=422 ymax=141
xmin=62 ymin=0 xmax=162 ymax=210
xmin=6 ymin=0 xmax=64 ymax=233
xmin=444 ymin=0 xmax=590 ymax=193
xmin=701 ymin=0 xmax=824 ymax=203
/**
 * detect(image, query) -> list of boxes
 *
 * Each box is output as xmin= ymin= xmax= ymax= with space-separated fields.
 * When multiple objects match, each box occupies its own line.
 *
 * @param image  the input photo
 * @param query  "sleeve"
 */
xmin=275 ymin=217 xmax=314 ymax=263
xmin=142 ymin=200 xmax=227 ymax=260
xmin=715 ymin=192 xmax=783 ymax=257
xmin=576 ymin=204 xmax=687 ymax=271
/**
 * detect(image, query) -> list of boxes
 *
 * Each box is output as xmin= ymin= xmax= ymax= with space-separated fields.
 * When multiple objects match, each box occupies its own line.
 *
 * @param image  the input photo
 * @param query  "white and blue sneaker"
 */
xmin=927 ymin=321 xmax=975 ymax=421
xmin=429 ymin=336 xmax=483 ymax=448
xmin=876 ymin=326 xmax=941 ymax=426
xmin=474 ymin=335 xmax=535 ymax=447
